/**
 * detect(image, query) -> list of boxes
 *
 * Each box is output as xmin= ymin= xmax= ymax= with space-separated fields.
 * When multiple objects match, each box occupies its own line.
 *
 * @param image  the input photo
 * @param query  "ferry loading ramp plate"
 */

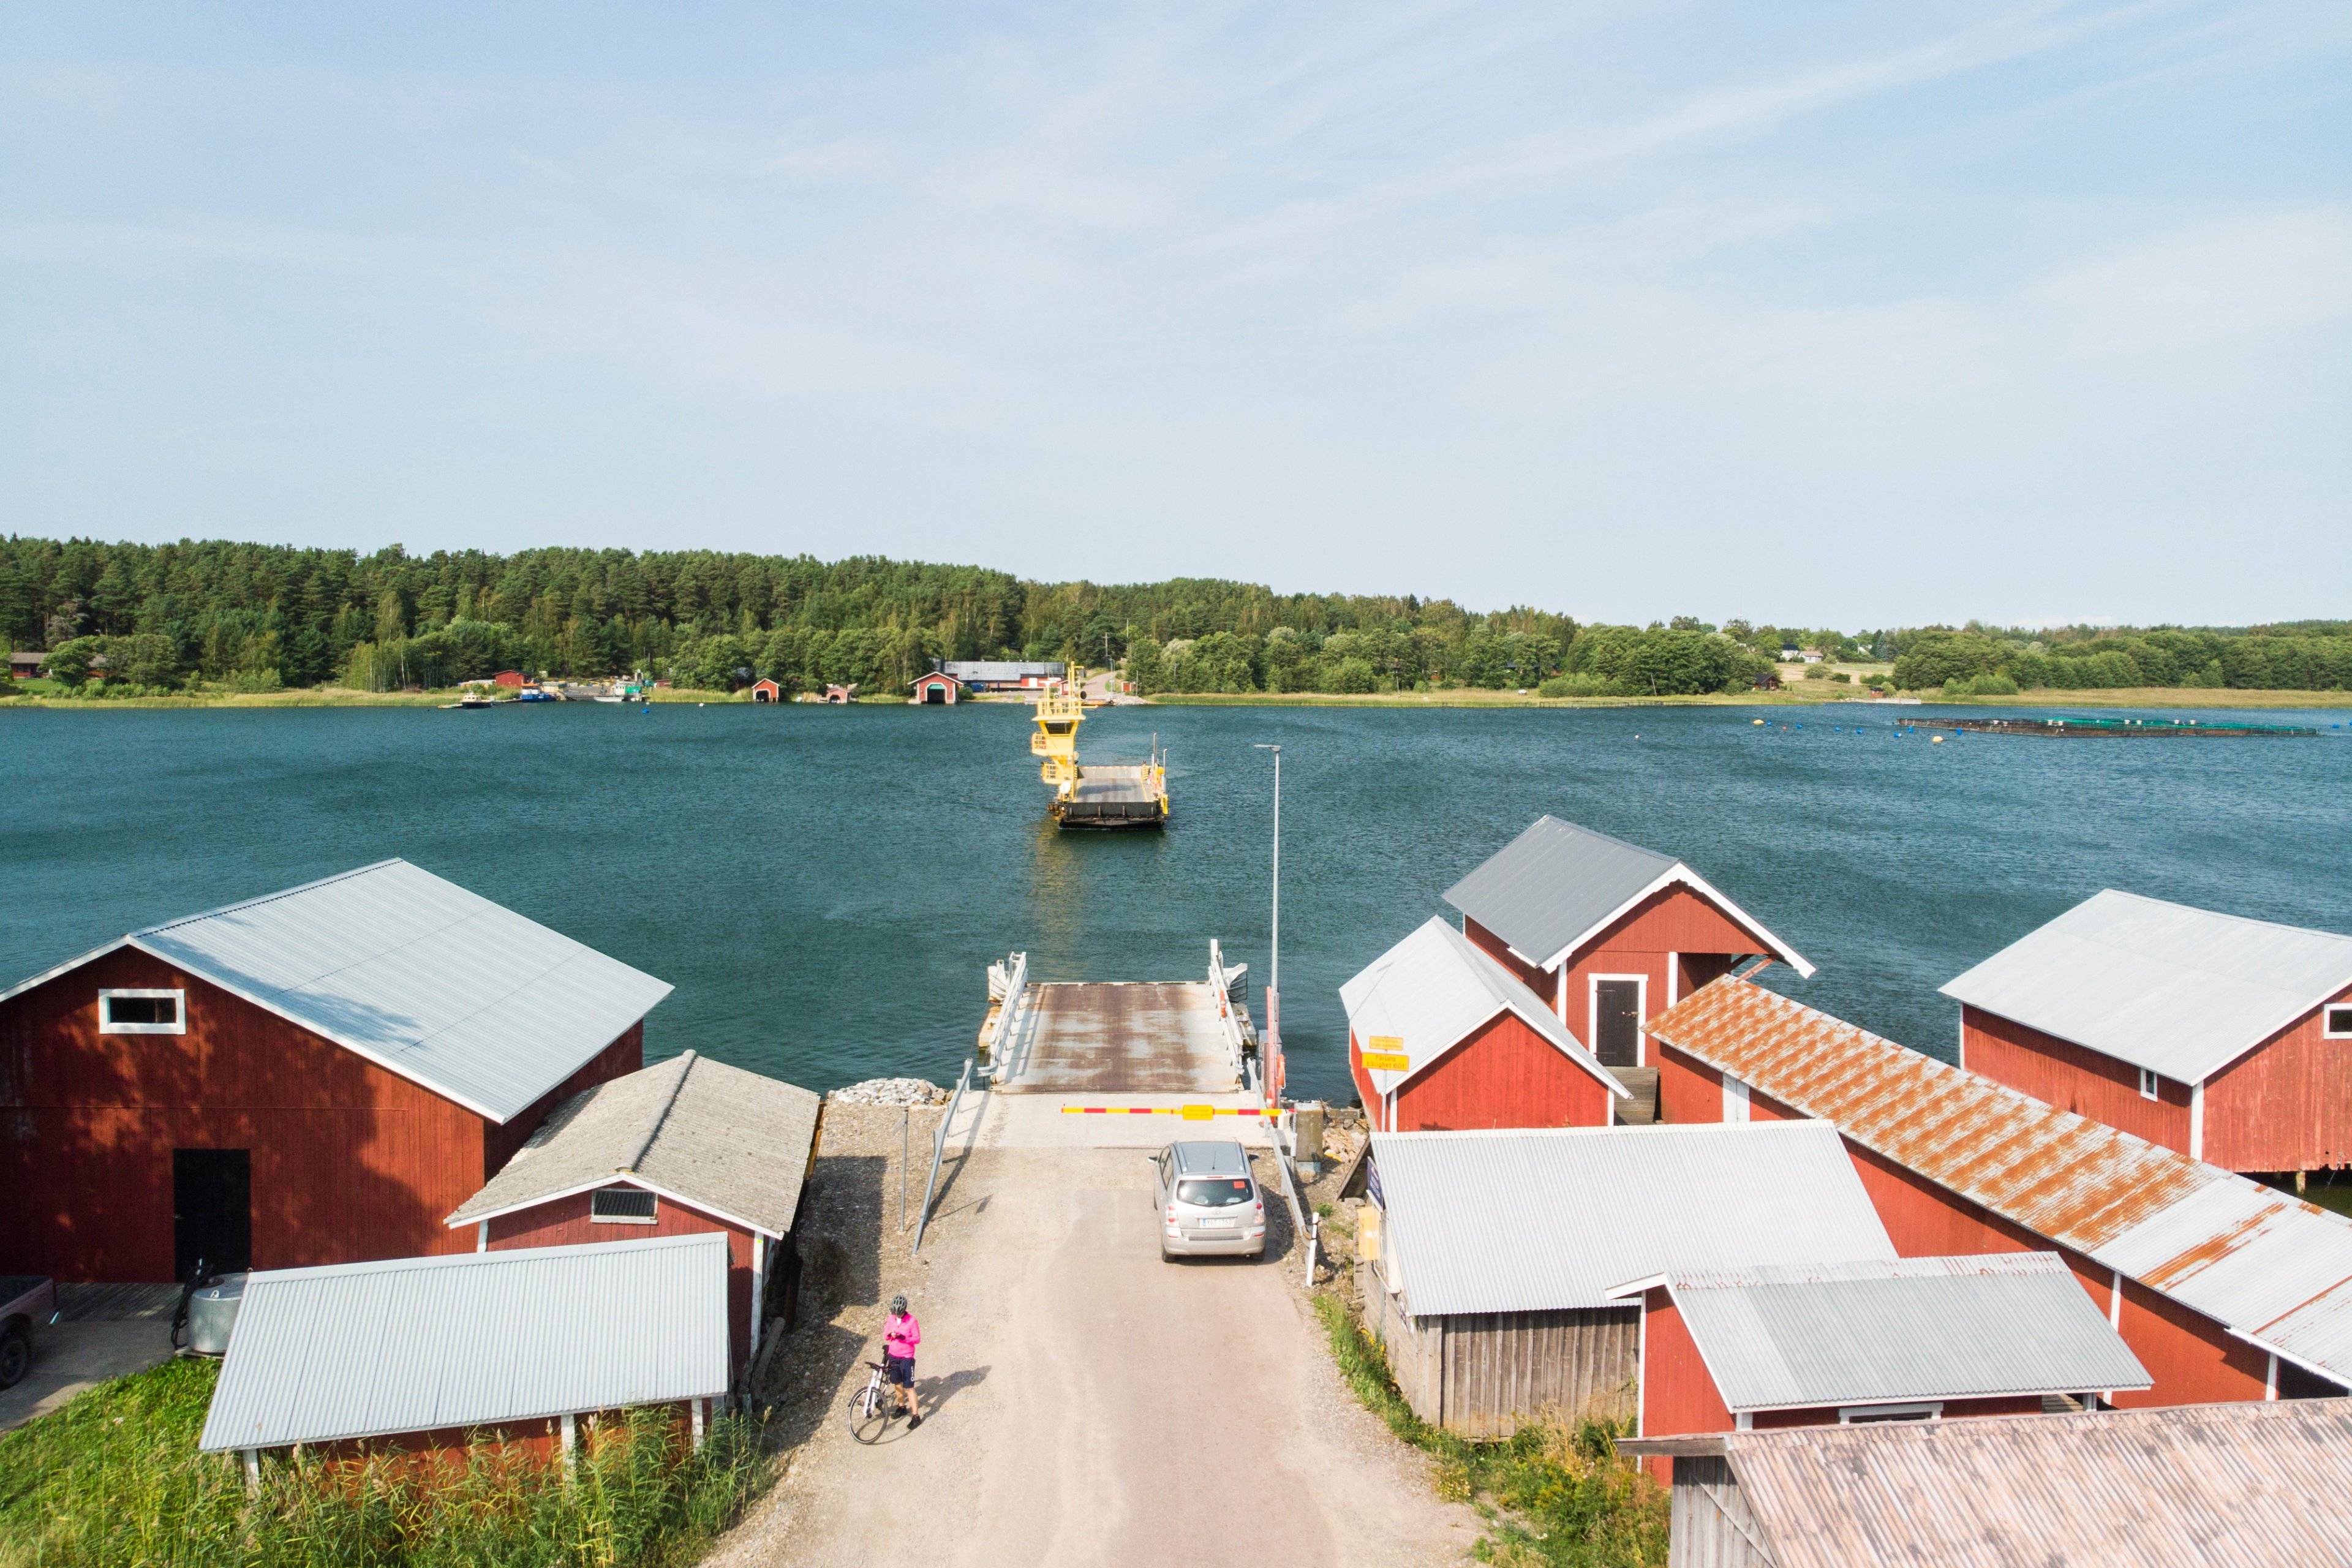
xmin=997 ymin=981 xmax=1241 ymax=1097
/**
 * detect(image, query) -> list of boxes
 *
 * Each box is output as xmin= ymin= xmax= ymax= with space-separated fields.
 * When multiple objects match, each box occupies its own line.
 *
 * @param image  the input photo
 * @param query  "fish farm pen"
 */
xmin=1915 ymin=715 xmax=2318 ymax=739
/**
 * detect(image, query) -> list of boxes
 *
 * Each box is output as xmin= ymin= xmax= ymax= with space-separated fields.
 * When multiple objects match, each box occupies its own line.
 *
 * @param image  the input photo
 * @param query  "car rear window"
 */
xmin=1177 ymin=1177 xmax=1253 ymax=1207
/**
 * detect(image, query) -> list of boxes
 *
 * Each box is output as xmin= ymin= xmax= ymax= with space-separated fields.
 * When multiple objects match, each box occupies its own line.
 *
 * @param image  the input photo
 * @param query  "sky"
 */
xmin=2 ymin=2 xmax=2347 ymax=627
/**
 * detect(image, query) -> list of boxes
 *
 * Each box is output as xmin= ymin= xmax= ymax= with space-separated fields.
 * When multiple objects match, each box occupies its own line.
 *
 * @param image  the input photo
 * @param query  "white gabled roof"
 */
xmin=1442 ymin=816 xmax=1814 ymax=977
xmin=1341 ymin=916 xmax=1628 ymax=1101
xmin=1608 ymin=1254 xmax=2150 ymax=1413
xmin=1941 ymin=889 xmax=2352 ymax=1084
xmin=198 ymin=1234 xmax=729 ymax=1452
xmin=0 ymin=860 xmax=674 ymax=1123
xmin=1370 ymin=1121 xmax=1893 ymax=1317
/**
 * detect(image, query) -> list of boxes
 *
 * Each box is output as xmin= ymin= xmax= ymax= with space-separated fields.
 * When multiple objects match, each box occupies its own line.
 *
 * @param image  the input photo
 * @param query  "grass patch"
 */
xmin=0 ymin=1359 xmax=769 ymax=1567
xmin=1314 ymin=1295 xmax=1665 ymax=1567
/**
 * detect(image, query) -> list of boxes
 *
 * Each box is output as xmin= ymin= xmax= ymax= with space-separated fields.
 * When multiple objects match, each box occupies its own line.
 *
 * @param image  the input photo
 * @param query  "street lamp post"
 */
xmin=1253 ymin=743 xmax=1281 ymax=1109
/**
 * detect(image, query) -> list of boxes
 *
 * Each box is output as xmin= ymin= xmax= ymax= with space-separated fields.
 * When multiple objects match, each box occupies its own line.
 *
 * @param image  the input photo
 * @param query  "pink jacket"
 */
xmin=885 ymin=1312 xmax=921 ymax=1360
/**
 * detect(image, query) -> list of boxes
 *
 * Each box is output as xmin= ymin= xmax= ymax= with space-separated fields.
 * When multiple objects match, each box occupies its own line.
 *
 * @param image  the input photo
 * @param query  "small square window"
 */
xmin=2324 ymin=1005 xmax=2352 ymax=1040
xmin=2138 ymin=1068 xmax=2160 ymax=1101
xmin=100 ymin=989 xmax=186 ymax=1035
xmin=590 ymin=1188 xmax=658 ymax=1224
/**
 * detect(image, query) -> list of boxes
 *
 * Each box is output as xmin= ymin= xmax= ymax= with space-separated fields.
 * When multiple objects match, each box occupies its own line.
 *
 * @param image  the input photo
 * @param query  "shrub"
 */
xmin=1313 ymin=1295 xmax=1665 ymax=1566
xmin=0 ymin=1359 xmax=769 ymax=1568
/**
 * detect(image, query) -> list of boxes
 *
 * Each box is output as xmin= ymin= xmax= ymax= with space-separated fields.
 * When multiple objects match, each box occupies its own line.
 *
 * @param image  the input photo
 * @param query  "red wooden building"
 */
xmin=1343 ymin=916 xmax=1627 ymax=1131
xmin=492 ymin=669 xmax=530 ymax=688
xmin=1607 ymin=1253 xmax=2148 ymax=1482
xmin=447 ymin=1050 xmax=820 ymax=1389
xmin=908 ymin=671 xmax=963 ymax=704
xmin=0 ymin=860 xmax=673 ymax=1283
xmin=1442 ymin=817 xmax=1812 ymax=1076
xmin=197 ymin=1234 xmax=729 ymax=1476
xmin=1649 ymin=977 xmax=2352 ymax=1409
xmin=1941 ymin=889 xmax=2352 ymax=1176
xmin=748 ymin=678 xmax=782 ymax=703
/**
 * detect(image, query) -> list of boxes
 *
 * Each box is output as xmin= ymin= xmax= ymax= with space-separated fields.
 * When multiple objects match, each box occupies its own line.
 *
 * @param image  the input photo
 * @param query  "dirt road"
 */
xmin=713 ymin=1145 xmax=1476 ymax=1568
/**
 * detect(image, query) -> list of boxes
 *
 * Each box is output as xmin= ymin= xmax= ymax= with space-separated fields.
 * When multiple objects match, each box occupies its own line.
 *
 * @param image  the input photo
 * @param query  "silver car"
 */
xmin=1152 ymin=1139 xmax=1267 ymax=1260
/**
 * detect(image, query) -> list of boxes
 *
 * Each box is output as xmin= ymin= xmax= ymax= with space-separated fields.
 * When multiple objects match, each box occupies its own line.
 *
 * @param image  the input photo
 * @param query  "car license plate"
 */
xmin=1195 ymin=1218 xmax=1235 ymax=1228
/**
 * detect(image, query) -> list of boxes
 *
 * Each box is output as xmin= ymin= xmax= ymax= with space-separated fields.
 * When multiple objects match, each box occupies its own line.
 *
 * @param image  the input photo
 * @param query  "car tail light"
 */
xmin=1254 ymin=1199 xmax=1265 ymax=1220
xmin=1165 ymin=1206 xmax=1178 ymax=1224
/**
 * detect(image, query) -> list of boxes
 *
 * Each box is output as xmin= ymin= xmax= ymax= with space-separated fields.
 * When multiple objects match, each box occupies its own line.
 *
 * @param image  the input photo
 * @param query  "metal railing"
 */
xmin=986 ymin=951 xmax=1030 ymax=1084
xmin=1267 ymin=1106 xmax=1319 ymax=1283
xmin=1207 ymin=940 xmax=1249 ymax=1077
xmin=911 ymin=1057 xmax=974 ymax=1254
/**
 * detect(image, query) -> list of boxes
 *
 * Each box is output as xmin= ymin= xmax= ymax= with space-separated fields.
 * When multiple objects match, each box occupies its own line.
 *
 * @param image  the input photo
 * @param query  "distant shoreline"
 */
xmin=6 ymin=684 xmax=2348 ymax=713
xmin=1148 ymin=686 xmax=2352 ymax=710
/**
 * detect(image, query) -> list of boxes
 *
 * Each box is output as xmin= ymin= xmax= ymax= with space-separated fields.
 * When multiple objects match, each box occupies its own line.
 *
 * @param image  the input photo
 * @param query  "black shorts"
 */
xmin=884 ymin=1354 xmax=914 ymax=1387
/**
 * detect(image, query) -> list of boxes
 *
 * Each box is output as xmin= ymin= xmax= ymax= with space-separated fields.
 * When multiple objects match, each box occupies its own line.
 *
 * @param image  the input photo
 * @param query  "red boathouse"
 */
xmin=448 ymin=1050 xmax=821 ymax=1389
xmin=0 ymin=861 xmax=673 ymax=1283
xmin=1940 ymin=889 xmax=2352 ymax=1176
xmin=1442 ymin=817 xmax=1812 ymax=1076
xmin=1610 ymin=1254 xmax=2146 ymax=1466
xmin=1649 ymin=978 xmax=2352 ymax=1408
xmin=1343 ymin=916 xmax=1627 ymax=1131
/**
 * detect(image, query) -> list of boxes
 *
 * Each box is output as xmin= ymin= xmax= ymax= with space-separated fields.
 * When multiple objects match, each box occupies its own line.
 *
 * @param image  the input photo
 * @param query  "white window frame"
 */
xmin=589 ymin=1188 xmax=659 ymax=1225
xmin=1722 ymin=1074 xmax=1751 ymax=1124
xmin=1838 ymin=1401 xmax=1942 ymax=1425
xmin=99 ymin=988 xmax=186 ymax=1035
xmin=1587 ymin=973 xmax=1650 ymax=1068
xmin=2323 ymin=1004 xmax=2352 ymax=1041
xmin=2138 ymin=1067 xmax=2160 ymax=1101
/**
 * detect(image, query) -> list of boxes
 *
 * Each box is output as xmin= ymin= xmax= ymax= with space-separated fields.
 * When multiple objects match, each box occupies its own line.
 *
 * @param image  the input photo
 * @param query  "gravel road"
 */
xmin=710 ymin=1133 xmax=1475 ymax=1567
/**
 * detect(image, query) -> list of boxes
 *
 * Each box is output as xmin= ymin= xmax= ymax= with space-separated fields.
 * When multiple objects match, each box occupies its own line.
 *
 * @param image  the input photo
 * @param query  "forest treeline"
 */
xmin=2 ymin=535 xmax=2346 ymax=698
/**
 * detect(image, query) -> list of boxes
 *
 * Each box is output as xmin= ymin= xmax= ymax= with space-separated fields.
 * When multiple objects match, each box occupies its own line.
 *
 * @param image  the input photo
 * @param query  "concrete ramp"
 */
xmin=998 ymin=982 xmax=1239 ymax=1096
xmin=978 ymin=978 xmax=1261 ymax=1149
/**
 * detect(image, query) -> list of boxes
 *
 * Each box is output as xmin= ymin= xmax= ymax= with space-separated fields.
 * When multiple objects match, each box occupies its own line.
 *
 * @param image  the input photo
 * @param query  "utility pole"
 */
xmin=1253 ymin=743 xmax=1281 ymax=1110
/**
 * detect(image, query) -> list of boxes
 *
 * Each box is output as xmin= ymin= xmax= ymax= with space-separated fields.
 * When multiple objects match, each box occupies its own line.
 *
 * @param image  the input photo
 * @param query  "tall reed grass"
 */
xmin=1314 ymin=1294 xmax=1667 ymax=1567
xmin=0 ymin=1358 xmax=767 ymax=1567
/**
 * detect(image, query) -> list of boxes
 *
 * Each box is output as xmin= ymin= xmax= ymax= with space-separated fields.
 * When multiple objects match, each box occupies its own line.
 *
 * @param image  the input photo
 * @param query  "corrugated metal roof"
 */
xmin=1940 ymin=889 xmax=2352 ymax=1084
xmin=198 ymin=1234 xmax=729 ymax=1452
xmin=1369 ymin=1121 xmax=1893 ymax=1317
xmin=1440 ymin=815 xmax=1812 ymax=975
xmin=0 ymin=860 xmax=674 ymax=1123
xmin=1338 ymin=916 xmax=1627 ymax=1100
xmin=1628 ymin=1254 xmax=2149 ymax=1412
xmin=447 ymin=1051 xmax=821 ymax=1236
xmin=1652 ymin=978 xmax=2352 ymax=1387
xmin=1714 ymin=1398 xmax=2352 ymax=1568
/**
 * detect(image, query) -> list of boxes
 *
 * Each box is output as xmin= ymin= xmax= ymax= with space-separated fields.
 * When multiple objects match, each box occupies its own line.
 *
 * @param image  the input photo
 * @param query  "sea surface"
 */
xmin=4 ymin=700 xmax=2349 ymax=1102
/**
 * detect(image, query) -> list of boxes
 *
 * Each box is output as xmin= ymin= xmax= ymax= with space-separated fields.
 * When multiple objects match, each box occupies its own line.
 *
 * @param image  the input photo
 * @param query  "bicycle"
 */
xmin=846 ymin=1360 xmax=903 ymax=1443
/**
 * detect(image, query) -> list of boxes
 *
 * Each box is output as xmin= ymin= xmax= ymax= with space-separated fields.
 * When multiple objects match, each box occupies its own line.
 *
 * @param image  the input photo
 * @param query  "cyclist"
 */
xmin=884 ymin=1294 xmax=922 ymax=1428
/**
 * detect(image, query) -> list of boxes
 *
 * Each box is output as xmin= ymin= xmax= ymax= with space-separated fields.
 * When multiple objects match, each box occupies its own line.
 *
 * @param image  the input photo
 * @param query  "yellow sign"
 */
xmin=1362 ymin=1036 xmax=1409 ymax=1073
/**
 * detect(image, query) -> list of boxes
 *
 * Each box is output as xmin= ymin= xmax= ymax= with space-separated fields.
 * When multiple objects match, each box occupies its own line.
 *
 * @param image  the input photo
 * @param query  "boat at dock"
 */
xmin=1031 ymin=680 xmax=1169 ymax=829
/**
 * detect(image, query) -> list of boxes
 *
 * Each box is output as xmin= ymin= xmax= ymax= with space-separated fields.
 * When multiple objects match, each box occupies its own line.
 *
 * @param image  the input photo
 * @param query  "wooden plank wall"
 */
xmin=1668 ymin=1457 xmax=1777 ymax=1568
xmin=1436 ymin=1306 xmax=1638 ymax=1438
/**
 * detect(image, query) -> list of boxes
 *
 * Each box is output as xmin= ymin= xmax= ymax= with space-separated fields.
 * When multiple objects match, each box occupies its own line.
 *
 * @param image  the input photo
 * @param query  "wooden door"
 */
xmin=1594 ymin=981 xmax=1642 ymax=1068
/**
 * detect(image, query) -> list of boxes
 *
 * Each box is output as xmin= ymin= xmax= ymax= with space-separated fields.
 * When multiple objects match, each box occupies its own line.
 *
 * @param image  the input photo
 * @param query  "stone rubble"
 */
xmin=827 ymin=1077 xmax=948 ymax=1107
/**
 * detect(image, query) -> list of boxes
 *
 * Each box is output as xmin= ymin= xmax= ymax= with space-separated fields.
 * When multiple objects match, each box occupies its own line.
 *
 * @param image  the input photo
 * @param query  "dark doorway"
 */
xmin=1594 ymin=981 xmax=1643 ymax=1068
xmin=173 ymin=1149 xmax=251 ymax=1280
xmin=924 ymin=687 xmax=946 ymax=704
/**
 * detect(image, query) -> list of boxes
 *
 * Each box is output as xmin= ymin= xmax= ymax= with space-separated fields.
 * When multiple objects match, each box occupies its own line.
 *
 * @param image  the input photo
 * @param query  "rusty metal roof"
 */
xmin=1940 ymin=889 xmax=2352 ymax=1084
xmin=1705 ymin=1398 xmax=2352 ymax=1568
xmin=1650 ymin=978 xmax=2352 ymax=1387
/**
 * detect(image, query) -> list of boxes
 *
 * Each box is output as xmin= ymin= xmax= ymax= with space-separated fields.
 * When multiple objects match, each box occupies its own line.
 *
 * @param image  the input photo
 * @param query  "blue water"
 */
xmin=4 ymin=701 xmax=2349 ymax=1101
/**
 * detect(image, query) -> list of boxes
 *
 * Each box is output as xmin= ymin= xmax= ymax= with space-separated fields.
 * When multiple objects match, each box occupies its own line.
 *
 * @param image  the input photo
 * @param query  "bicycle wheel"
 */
xmin=847 ymin=1382 xmax=892 ymax=1444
